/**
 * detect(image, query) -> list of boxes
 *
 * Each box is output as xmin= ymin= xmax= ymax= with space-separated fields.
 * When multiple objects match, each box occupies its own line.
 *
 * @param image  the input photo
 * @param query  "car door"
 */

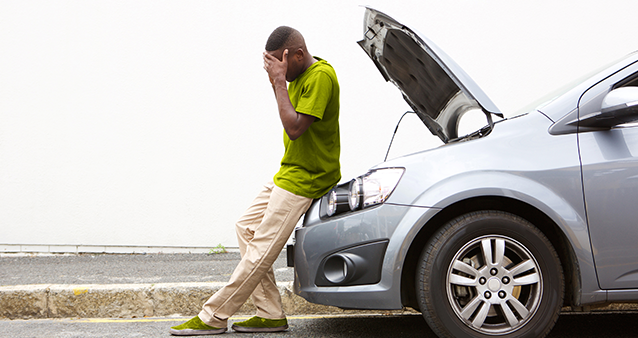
xmin=579 ymin=63 xmax=638 ymax=289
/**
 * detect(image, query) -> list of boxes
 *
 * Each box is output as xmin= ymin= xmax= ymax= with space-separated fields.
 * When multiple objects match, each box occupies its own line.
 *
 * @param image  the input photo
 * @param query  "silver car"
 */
xmin=289 ymin=7 xmax=638 ymax=338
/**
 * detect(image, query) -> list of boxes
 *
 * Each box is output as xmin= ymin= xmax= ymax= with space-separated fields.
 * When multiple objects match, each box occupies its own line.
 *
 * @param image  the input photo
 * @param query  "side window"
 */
xmin=578 ymin=68 xmax=638 ymax=130
xmin=549 ymin=64 xmax=638 ymax=135
xmin=613 ymin=72 xmax=638 ymax=89
xmin=610 ymin=72 xmax=638 ymax=128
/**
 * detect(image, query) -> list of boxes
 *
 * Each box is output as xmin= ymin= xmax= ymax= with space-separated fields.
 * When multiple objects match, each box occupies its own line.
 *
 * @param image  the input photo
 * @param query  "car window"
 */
xmin=613 ymin=72 xmax=638 ymax=89
xmin=579 ymin=68 xmax=638 ymax=130
xmin=612 ymin=74 xmax=638 ymax=128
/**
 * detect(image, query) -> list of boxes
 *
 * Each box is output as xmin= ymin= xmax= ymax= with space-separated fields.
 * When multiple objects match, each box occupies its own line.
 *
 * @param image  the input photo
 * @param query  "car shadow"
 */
xmin=283 ymin=312 xmax=638 ymax=338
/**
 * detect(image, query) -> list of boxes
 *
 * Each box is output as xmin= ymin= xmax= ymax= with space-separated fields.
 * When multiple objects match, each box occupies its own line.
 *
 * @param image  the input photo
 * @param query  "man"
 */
xmin=169 ymin=26 xmax=340 ymax=335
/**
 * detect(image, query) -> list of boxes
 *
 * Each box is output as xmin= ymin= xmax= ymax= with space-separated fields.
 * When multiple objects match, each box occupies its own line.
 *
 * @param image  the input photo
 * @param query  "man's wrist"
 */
xmin=272 ymin=77 xmax=287 ymax=89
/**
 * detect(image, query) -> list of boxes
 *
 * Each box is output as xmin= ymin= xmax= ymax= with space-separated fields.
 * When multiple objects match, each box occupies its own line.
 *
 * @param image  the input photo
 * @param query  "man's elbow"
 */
xmin=286 ymin=129 xmax=303 ymax=140
xmin=285 ymin=114 xmax=315 ymax=140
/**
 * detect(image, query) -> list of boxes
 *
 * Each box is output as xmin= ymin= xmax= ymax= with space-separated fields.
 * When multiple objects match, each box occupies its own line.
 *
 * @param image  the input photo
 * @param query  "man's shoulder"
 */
xmin=313 ymin=58 xmax=335 ymax=72
xmin=305 ymin=58 xmax=338 ymax=85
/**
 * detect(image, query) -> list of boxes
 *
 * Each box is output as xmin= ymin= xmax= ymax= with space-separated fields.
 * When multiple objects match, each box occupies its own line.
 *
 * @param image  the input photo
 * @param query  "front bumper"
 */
xmin=292 ymin=200 xmax=433 ymax=310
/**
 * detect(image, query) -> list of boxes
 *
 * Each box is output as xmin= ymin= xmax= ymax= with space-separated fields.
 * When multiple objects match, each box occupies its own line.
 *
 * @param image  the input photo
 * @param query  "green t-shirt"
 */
xmin=273 ymin=57 xmax=341 ymax=199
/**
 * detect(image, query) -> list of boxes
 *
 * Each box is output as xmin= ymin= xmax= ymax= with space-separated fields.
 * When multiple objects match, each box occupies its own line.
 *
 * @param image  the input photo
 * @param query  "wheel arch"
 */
xmin=400 ymin=196 xmax=580 ymax=310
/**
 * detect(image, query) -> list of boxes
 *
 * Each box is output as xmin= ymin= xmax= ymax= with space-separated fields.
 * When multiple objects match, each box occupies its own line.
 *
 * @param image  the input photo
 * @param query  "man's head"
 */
xmin=265 ymin=26 xmax=313 ymax=82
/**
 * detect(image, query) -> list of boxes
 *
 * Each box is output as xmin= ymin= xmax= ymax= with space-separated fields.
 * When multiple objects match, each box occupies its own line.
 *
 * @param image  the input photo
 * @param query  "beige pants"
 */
xmin=199 ymin=181 xmax=312 ymax=328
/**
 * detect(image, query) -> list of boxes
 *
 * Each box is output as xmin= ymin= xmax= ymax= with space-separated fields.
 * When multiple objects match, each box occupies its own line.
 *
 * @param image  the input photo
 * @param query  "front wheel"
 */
xmin=417 ymin=211 xmax=564 ymax=338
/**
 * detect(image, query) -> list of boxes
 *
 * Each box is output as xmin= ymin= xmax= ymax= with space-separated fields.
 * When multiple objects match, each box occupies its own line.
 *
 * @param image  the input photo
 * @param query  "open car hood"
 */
xmin=358 ymin=7 xmax=503 ymax=143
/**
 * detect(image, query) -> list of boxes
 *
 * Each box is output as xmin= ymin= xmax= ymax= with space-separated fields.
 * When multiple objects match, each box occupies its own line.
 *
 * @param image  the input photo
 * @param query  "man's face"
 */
xmin=266 ymin=47 xmax=301 ymax=82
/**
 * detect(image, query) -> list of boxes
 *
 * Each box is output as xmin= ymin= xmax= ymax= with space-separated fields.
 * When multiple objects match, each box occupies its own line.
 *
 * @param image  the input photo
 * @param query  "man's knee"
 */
xmin=236 ymin=222 xmax=255 ymax=240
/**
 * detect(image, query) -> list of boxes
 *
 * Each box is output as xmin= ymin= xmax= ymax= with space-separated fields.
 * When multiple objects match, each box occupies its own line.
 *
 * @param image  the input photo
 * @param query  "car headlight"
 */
xmin=326 ymin=189 xmax=337 ymax=216
xmin=322 ymin=168 xmax=404 ymax=218
xmin=326 ymin=185 xmax=350 ymax=217
xmin=360 ymin=168 xmax=404 ymax=208
xmin=348 ymin=178 xmax=361 ymax=211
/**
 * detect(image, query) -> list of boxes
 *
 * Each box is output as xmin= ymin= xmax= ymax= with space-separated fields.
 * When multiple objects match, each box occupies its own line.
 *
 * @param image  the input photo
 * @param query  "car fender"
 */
xmin=388 ymin=170 xmax=604 ymax=305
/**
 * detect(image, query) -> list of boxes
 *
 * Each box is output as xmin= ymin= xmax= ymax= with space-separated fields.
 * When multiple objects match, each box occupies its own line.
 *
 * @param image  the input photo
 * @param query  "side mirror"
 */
xmin=578 ymin=87 xmax=638 ymax=128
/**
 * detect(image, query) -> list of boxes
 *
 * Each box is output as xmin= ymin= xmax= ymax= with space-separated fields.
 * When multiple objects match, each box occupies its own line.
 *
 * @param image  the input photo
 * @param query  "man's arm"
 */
xmin=263 ymin=49 xmax=315 ymax=140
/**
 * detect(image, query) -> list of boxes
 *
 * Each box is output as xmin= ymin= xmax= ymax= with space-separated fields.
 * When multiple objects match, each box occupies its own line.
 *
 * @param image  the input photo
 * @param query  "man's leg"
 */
xmin=170 ymin=183 xmax=276 ymax=336
xmin=250 ymin=267 xmax=284 ymax=319
xmin=198 ymin=184 xmax=312 ymax=328
xmin=234 ymin=182 xmax=287 ymax=319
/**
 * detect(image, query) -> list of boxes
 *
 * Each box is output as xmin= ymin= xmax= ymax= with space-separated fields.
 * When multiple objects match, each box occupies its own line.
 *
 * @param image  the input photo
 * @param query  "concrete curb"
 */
xmin=3 ymin=282 xmax=638 ymax=320
xmin=0 ymin=282 xmax=415 ymax=320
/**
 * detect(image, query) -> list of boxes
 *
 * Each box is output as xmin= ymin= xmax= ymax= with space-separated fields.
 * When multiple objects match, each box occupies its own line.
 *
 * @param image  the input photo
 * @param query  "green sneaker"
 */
xmin=231 ymin=316 xmax=288 ymax=333
xmin=169 ymin=316 xmax=227 ymax=336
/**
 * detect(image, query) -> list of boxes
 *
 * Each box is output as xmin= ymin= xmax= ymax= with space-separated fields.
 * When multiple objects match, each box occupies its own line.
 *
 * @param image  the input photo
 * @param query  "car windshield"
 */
xmin=514 ymin=53 xmax=638 ymax=116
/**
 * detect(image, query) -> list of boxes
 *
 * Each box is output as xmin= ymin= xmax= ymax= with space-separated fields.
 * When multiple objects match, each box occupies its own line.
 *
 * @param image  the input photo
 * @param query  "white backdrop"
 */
xmin=2 ymin=0 xmax=638 ymax=252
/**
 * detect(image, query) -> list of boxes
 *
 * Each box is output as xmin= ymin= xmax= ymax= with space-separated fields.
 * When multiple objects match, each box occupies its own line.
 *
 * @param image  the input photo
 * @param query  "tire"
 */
xmin=416 ymin=211 xmax=563 ymax=338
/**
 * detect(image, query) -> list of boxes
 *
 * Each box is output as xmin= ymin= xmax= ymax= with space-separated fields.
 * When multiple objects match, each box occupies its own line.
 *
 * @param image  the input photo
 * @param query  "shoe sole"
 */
xmin=169 ymin=327 xmax=227 ymax=336
xmin=231 ymin=324 xmax=289 ymax=333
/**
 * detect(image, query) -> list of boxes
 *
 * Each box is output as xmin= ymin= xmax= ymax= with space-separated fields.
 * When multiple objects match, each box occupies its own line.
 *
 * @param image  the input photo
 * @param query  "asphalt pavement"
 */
xmin=0 ymin=251 xmax=292 ymax=285
xmin=3 ymin=312 xmax=638 ymax=338
xmin=0 ymin=251 xmax=392 ymax=320
xmin=2 ymin=250 xmax=638 ymax=324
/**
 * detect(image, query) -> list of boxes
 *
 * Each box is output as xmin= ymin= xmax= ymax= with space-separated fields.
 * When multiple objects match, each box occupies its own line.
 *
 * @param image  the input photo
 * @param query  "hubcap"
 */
xmin=445 ymin=235 xmax=542 ymax=335
xmin=487 ymin=278 xmax=501 ymax=291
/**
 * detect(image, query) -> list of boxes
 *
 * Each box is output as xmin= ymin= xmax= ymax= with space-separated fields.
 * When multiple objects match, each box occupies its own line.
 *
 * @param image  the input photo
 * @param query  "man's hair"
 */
xmin=265 ymin=26 xmax=297 ymax=51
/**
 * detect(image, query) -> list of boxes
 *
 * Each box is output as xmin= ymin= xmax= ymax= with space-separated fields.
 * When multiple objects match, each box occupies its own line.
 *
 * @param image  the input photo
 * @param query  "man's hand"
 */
xmin=262 ymin=48 xmax=315 ymax=140
xmin=263 ymin=49 xmax=288 ymax=87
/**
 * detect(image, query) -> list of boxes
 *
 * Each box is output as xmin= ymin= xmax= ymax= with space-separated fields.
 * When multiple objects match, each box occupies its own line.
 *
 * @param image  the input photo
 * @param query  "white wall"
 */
xmin=2 ymin=0 xmax=638 ymax=252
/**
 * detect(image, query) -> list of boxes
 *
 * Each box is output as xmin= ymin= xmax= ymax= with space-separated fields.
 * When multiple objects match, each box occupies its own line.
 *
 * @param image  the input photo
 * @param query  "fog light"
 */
xmin=324 ymin=254 xmax=349 ymax=284
xmin=322 ymin=253 xmax=368 ymax=285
